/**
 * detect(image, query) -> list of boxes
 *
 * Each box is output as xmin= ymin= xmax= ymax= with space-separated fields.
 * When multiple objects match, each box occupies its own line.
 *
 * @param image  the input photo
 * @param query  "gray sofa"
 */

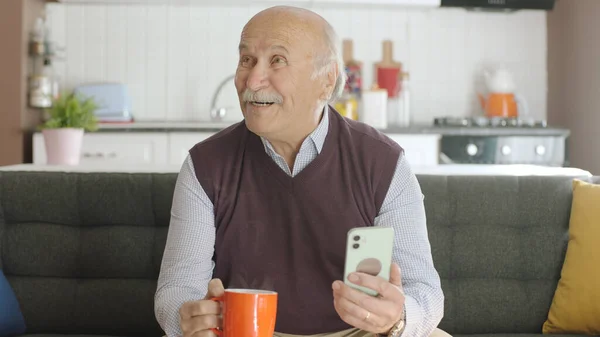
xmin=0 ymin=170 xmax=595 ymax=337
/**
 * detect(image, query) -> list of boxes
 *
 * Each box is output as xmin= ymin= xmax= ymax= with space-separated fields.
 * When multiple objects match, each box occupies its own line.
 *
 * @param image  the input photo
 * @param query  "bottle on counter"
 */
xmin=334 ymin=93 xmax=359 ymax=121
xmin=334 ymin=39 xmax=361 ymax=121
xmin=374 ymin=40 xmax=403 ymax=126
xmin=342 ymin=39 xmax=362 ymax=98
xmin=397 ymin=72 xmax=411 ymax=127
xmin=30 ymin=57 xmax=57 ymax=108
xmin=359 ymin=84 xmax=388 ymax=129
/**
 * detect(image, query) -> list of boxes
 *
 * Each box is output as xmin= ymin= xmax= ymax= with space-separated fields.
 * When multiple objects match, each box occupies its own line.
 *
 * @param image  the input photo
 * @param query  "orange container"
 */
xmin=211 ymin=289 xmax=278 ymax=337
xmin=478 ymin=93 xmax=518 ymax=118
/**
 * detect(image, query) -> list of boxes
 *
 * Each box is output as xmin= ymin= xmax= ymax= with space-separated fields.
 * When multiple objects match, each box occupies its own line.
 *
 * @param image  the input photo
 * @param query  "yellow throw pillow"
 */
xmin=543 ymin=179 xmax=600 ymax=335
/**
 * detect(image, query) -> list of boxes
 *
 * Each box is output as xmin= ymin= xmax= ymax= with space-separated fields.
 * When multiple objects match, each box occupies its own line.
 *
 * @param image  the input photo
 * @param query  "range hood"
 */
xmin=441 ymin=0 xmax=555 ymax=11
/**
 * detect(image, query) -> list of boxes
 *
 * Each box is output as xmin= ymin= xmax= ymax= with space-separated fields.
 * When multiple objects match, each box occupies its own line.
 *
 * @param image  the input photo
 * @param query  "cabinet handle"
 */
xmin=82 ymin=152 xmax=117 ymax=159
xmin=82 ymin=152 xmax=101 ymax=158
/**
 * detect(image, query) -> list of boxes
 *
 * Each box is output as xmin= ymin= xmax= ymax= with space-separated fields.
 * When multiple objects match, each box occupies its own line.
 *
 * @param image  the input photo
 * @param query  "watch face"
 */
xmin=390 ymin=320 xmax=406 ymax=337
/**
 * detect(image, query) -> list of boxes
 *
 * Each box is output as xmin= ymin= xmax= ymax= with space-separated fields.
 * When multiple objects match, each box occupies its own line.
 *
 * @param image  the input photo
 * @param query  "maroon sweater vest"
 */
xmin=189 ymin=107 xmax=402 ymax=334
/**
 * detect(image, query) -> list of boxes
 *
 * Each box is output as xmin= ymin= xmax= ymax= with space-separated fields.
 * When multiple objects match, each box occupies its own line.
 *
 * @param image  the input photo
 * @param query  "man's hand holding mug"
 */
xmin=179 ymin=278 xmax=278 ymax=337
xmin=179 ymin=279 xmax=225 ymax=336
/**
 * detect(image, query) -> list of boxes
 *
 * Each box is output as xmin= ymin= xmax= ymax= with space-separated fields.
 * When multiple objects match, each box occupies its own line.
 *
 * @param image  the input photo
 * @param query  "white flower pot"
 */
xmin=42 ymin=128 xmax=84 ymax=165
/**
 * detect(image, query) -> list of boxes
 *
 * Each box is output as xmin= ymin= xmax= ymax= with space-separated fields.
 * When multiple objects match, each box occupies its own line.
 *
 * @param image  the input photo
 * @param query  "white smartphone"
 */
xmin=343 ymin=226 xmax=395 ymax=297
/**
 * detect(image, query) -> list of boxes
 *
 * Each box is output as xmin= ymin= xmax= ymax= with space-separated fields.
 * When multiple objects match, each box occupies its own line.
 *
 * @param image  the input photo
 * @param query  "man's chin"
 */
xmin=244 ymin=118 xmax=273 ymax=137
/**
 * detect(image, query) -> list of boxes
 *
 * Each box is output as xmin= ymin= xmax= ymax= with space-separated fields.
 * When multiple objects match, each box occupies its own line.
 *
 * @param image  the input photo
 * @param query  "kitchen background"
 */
xmin=42 ymin=1 xmax=547 ymax=123
xmin=2 ymin=0 xmax=600 ymax=175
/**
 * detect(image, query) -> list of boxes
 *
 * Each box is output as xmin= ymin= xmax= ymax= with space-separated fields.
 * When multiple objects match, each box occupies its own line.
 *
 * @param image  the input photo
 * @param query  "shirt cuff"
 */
xmin=401 ymin=293 xmax=424 ymax=336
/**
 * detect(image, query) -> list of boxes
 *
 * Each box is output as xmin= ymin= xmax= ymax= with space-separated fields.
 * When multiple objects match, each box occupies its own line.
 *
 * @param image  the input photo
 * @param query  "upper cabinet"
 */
xmin=314 ymin=0 xmax=440 ymax=6
xmin=52 ymin=0 xmax=440 ymax=6
xmin=51 ymin=0 xmax=168 ymax=3
xmin=52 ymin=0 xmax=311 ymax=3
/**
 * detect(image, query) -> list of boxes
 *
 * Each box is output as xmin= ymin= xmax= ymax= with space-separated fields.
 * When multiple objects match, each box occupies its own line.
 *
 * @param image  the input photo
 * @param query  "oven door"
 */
xmin=439 ymin=135 xmax=566 ymax=166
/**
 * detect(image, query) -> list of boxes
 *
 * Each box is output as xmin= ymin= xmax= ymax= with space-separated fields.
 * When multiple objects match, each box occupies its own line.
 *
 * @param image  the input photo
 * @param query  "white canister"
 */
xmin=359 ymin=88 xmax=388 ymax=129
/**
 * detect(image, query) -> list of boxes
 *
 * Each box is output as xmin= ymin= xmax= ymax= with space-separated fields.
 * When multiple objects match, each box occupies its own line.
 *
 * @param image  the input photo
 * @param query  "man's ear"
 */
xmin=321 ymin=62 xmax=338 ymax=101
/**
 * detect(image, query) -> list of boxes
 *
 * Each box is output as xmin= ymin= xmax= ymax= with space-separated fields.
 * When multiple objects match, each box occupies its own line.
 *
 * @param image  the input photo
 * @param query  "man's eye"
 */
xmin=240 ymin=56 xmax=252 ymax=66
xmin=272 ymin=56 xmax=286 ymax=64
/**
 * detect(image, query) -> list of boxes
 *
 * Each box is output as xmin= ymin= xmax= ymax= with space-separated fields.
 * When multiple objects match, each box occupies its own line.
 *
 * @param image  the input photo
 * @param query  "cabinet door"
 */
xmin=386 ymin=134 xmax=440 ymax=167
xmin=168 ymin=132 xmax=216 ymax=166
xmin=33 ymin=132 xmax=168 ymax=165
xmin=314 ymin=0 xmax=439 ymax=5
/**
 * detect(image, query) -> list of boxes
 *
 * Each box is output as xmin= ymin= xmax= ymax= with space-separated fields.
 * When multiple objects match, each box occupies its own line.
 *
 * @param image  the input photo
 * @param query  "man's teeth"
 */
xmin=250 ymin=101 xmax=274 ymax=106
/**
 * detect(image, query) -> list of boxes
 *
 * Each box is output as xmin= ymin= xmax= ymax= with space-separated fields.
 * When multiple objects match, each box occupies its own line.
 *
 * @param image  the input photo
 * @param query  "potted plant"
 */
xmin=38 ymin=91 xmax=98 ymax=165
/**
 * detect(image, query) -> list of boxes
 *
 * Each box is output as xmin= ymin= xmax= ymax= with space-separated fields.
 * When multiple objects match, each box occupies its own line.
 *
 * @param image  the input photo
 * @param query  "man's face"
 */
xmin=234 ymin=13 xmax=328 ymax=139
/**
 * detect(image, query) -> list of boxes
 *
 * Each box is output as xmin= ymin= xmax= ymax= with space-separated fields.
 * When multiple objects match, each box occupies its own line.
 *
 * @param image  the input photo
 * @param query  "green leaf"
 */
xmin=39 ymin=90 xmax=100 ymax=132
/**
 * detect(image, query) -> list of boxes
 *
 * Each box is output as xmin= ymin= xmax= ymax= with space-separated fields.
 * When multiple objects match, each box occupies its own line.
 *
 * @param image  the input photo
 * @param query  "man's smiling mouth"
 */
xmin=250 ymin=101 xmax=275 ymax=106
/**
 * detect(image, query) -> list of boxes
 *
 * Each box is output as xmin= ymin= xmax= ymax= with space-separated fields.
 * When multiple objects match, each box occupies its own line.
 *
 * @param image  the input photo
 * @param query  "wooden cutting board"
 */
xmin=374 ymin=40 xmax=402 ymax=98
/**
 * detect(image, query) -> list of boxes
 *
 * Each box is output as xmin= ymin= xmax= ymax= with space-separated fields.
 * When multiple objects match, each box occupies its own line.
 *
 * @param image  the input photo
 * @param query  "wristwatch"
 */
xmin=378 ymin=306 xmax=406 ymax=337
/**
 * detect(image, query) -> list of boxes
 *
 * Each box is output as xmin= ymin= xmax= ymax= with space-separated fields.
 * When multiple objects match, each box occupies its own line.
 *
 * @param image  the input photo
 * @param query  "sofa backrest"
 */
xmin=0 ymin=171 xmax=588 ymax=335
xmin=421 ymin=175 xmax=579 ymax=334
xmin=0 ymin=171 xmax=175 ymax=336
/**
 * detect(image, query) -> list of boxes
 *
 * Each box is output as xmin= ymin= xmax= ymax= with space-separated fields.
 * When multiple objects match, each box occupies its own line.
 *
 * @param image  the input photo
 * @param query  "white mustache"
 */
xmin=242 ymin=89 xmax=283 ymax=104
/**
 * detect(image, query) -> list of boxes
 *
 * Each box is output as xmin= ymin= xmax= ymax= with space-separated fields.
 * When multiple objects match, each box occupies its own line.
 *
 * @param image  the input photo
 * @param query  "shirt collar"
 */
xmin=260 ymin=105 xmax=330 ymax=155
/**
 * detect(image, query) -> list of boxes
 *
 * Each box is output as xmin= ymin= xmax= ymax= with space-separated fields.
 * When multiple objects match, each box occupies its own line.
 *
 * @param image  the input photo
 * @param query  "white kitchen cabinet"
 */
xmin=313 ymin=0 xmax=440 ymax=6
xmin=168 ymin=132 xmax=216 ymax=166
xmin=32 ymin=131 xmax=439 ymax=168
xmin=33 ymin=132 xmax=169 ymax=165
xmin=54 ymin=0 xmax=312 ymax=4
xmin=54 ymin=0 xmax=438 ymax=5
xmin=386 ymin=134 xmax=440 ymax=167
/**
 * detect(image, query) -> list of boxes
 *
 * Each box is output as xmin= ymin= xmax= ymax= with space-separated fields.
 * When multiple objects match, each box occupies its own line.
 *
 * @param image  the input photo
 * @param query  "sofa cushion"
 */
xmin=0 ymin=269 xmax=26 ymax=337
xmin=452 ymin=335 xmax=597 ymax=337
xmin=418 ymin=175 xmax=580 ymax=334
xmin=543 ymin=179 xmax=600 ymax=334
xmin=0 ymin=172 xmax=168 ymax=337
xmin=20 ymin=335 xmax=121 ymax=337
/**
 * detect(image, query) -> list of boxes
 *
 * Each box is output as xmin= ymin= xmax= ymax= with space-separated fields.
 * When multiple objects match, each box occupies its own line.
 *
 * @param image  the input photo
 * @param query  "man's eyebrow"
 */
xmin=271 ymin=45 xmax=289 ymax=54
xmin=238 ymin=43 xmax=289 ymax=54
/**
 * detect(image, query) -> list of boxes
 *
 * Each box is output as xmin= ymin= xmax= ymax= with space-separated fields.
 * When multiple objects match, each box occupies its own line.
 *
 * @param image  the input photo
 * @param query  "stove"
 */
xmin=433 ymin=116 xmax=548 ymax=128
xmin=433 ymin=116 xmax=568 ymax=167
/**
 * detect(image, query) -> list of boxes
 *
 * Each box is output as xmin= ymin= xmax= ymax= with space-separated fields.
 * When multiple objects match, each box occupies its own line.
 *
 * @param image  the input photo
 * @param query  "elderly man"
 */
xmin=155 ymin=5 xmax=445 ymax=337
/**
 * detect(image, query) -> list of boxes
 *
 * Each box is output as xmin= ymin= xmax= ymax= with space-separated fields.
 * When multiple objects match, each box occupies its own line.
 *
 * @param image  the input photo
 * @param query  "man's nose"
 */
xmin=246 ymin=65 xmax=269 ymax=91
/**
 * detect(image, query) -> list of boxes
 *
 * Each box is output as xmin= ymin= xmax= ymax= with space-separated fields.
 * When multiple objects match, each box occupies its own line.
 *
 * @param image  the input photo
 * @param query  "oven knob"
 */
xmin=466 ymin=143 xmax=478 ymax=156
xmin=501 ymin=145 xmax=511 ymax=156
xmin=535 ymin=145 xmax=546 ymax=156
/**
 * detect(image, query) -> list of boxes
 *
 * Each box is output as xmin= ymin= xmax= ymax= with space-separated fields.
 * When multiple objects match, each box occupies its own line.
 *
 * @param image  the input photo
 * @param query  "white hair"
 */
xmin=311 ymin=21 xmax=347 ymax=104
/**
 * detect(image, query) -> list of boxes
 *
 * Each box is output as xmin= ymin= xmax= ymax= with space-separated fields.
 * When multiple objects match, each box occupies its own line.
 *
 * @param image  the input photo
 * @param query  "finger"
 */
xmin=389 ymin=263 xmax=404 ymax=294
xmin=347 ymin=272 xmax=403 ymax=301
xmin=205 ymin=278 xmax=225 ymax=299
xmin=179 ymin=300 xmax=221 ymax=319
xmin=334 ymin=293 xmax=387 ymax=329
xmin=333 ymin=281 xmax=386 ymax=315
xmin=187 ymin=330 xmax=218 ymax=337
xmin=181 ymin=314 xmax=220 ymax=334
xmin=333 ymin=281 xmax=402 ymax=324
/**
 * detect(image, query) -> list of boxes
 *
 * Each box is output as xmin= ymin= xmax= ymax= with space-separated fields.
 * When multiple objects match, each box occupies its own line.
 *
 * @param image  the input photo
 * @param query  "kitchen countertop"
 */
xmin=84 ymin=121 xmax=571 ymax=137
xmin=0 ymin=163 xmax=590 ymax=176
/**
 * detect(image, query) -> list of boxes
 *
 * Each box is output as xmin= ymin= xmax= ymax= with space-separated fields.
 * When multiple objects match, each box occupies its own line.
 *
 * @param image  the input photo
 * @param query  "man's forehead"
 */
xmin=238 ymin=35 xmax=294 ymax=53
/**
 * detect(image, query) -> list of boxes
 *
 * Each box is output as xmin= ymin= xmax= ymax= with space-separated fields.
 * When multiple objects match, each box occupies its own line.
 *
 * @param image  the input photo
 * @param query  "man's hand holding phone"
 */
xmin=332 ymin=263 xmax=405 ymax=335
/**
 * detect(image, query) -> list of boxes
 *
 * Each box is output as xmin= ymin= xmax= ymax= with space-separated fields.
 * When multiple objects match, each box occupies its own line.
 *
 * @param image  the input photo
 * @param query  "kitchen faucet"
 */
xmin=210 ymin=74 xmax=236 ymax=121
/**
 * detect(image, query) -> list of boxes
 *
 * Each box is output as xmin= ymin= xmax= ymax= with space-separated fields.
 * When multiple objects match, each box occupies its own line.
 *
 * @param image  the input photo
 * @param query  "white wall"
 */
xmin=548 ymin=0 xmax=600 ymax=174
xmin=44 ymin=2 xmax=547 ymax=124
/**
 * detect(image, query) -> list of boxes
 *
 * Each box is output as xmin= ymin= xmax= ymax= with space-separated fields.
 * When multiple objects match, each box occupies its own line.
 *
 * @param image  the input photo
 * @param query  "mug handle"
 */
xmin=210 ymin=296 xmax=224 ymax=336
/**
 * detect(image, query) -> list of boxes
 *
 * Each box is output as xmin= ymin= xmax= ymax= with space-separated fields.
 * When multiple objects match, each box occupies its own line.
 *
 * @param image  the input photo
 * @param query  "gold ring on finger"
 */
xmin=364 ymin=311 xmax=371 ymax=321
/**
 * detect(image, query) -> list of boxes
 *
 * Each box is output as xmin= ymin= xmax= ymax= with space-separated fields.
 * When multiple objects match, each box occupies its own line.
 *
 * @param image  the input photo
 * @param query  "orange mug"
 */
xmin=211 ymin=289 xmax=278 ymax=337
